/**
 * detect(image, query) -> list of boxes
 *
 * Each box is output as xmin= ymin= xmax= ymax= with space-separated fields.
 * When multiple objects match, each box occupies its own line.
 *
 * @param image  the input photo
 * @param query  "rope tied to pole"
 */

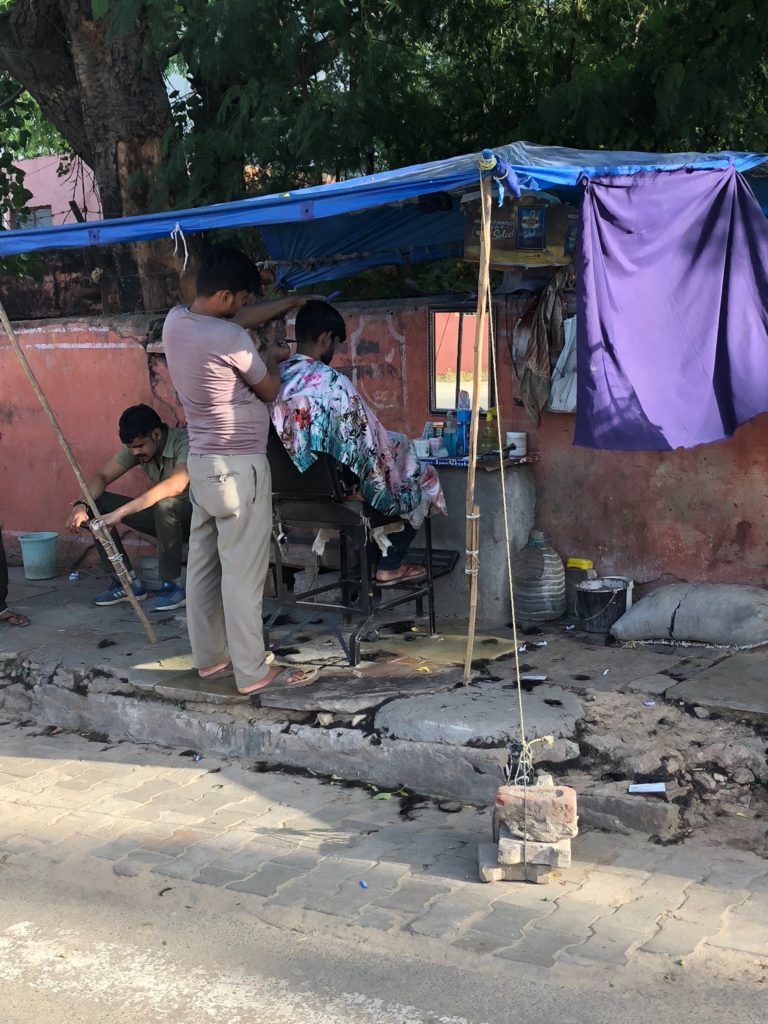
xmin=171 ymin=222 xmax=189 ymax=274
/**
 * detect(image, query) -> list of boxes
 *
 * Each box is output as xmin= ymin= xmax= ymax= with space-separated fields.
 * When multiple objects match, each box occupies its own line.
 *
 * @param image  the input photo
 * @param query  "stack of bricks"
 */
xmin=478 ymin=774 xmax=578 ymax=884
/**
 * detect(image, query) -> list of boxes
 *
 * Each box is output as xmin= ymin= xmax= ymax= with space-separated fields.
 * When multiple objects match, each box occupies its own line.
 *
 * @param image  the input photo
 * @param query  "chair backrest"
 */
xmin=267 ymin=427 xmax=348 ymax=502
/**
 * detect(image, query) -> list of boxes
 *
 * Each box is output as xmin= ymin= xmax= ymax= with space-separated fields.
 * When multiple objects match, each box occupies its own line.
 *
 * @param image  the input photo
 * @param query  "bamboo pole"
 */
xmin=462 ymin=165 xmax=494 ymax=685
xmin=0 ymin=299 xmax=157 ymax=645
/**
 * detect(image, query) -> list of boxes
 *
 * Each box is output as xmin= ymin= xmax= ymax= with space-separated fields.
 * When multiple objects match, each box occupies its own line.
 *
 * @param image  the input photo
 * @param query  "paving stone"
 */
xmin=469 ymin=901 xmax=547 ymax=945
xmin=193 ymin=865 xmax=252 ymax=887
xmin=119 ymin=779 xmax=180 ymax=803
xmin=494 ymin=926 xmax=586 ymax=967
xmin=566 ymin=869 xmax=642 ymax=906
xmin=453 ymin=929 xmax=516 ymax=955
xmin=372 ymin=878 xmax=452 ymax=915
xmin=533 ymin=900 xmax=604 ymax=934
xmin=310 ymin=861 xmax=409 ymax=918
xmin=112 ymin=851 xmax=171 ymax=878
xmin=607 ymin=875 xmax=691 ymax=933
xmin=641 ymin=916 xmax=711 ymax=957
xmin=226 ymin=851 xmax=320 ymax=898
xmin=409 ymin=885 xmax=490 ymax=937
xmin=139 ymin=828 xmax=210 ymax=858
xmin=353 ymin=906 xmax=404 ymax=932
xmin=266 ymin=857 xmax=375 ymax=912
xmin=706 ymin=908 xmax=768 ymax=955
xmin=199 ymin=809 xmax=251 ymax=830
xmin=574 ymin=921 xmax=643 ymax=965
xmin=704 ymin=860 xmax=765 ymax=892
xmin=93 ymin=829 xmax=166 ymax=861
xmin=151 ymin=843 xmax=225 ymax=880
xmin=675 ymin=882 xmax=743 ymax=923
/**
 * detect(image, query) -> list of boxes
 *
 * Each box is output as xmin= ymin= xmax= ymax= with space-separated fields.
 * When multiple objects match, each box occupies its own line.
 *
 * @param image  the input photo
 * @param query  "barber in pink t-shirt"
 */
xmin=163 ymin=247 xmax=317 ymax=693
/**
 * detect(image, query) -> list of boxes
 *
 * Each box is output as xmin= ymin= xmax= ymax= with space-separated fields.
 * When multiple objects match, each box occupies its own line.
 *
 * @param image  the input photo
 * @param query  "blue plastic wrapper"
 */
xmin=68 ymin=571 xmax=80 ymax=582
xmin=359 ymin=880 xmax=368 ymax=889
xmin=193 ymin=754 xmax=203 ymax=762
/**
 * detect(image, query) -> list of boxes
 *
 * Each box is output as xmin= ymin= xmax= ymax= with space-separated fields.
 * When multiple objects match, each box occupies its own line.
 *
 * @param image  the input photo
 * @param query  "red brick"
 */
xmin=495 ymin=784 xmax=578 ymax=842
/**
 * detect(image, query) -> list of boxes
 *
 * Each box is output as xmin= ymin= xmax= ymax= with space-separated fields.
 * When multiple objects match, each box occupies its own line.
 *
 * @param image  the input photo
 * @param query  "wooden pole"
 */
xmin=0 ymin=299 xmax=157 ymax=645
xmin=462 ymin=167 xmax=494 ymax=685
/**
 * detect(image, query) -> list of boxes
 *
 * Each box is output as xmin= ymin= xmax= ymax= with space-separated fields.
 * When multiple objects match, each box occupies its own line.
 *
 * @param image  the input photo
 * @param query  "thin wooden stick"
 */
xmin=0 ymin=299 xmax=157 ymax=645
xmin=462 ymin=168 xmax=494 ymax=685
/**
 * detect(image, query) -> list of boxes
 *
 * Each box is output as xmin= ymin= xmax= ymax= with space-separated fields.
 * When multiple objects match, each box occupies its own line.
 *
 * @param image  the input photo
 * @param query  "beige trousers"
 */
xmin=186 ymin=453 xmax=272 ymax=689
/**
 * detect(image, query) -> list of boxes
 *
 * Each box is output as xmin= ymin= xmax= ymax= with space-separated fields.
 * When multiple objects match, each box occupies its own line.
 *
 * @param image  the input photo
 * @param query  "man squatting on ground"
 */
xmin=162 ymin=247 xmax=317 ymax=695
xmin=67 ymin=404 xmax=191 ymax=612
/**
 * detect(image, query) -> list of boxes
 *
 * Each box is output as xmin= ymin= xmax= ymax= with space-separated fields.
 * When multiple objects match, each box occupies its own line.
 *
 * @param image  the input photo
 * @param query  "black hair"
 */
xmin=294 ymin=300 xmax=346 ymax=344
xmin=118 ymin=404 xmax=164 ymax=444
xmin=196 ymin=246 xmax=261 ymax=298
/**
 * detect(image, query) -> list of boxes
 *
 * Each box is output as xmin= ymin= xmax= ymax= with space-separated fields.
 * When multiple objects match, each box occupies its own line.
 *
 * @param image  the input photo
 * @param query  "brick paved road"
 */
xmin=0 ymin=718 xmax=766 ymax=1000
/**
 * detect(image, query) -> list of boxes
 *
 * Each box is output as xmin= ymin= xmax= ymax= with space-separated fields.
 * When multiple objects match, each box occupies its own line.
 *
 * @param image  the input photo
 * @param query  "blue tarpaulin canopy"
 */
xmin=1 ymin=142 xmax=766 ymax=288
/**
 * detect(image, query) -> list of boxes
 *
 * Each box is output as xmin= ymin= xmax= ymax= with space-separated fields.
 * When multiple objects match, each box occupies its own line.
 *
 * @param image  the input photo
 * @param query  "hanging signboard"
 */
xmin=463 ymin=195 xmax=579 ymax=268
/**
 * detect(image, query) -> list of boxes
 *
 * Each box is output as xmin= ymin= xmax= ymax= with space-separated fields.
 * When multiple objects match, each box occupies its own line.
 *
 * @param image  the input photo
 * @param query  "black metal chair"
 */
xmin=265 ymin=428 xmax=455 ymax=666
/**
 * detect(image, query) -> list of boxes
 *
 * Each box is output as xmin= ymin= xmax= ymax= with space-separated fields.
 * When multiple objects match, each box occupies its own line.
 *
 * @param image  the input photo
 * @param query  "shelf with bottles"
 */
xmin=422 ymin=451 xmax=539 ymax=470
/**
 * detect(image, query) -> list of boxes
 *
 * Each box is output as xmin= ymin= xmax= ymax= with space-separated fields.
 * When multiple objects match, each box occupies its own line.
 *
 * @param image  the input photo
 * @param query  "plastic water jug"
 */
xmin=512 ymin=530 xmax=566 ymax=623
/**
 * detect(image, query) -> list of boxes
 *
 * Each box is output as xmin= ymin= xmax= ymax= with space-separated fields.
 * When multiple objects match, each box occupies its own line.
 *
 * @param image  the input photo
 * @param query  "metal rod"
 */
xmin=0 ymin=299 xmax=157 ymax=645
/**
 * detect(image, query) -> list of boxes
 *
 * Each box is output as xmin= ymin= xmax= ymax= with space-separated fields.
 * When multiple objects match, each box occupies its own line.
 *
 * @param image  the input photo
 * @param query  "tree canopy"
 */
xmin=0 ymin=0 xmax=767 ymax=306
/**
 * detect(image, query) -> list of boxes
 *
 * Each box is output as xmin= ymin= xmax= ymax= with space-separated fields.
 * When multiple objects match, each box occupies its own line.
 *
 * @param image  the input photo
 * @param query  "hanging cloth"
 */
xmin=575 ymin=165 xmax=768 ymax=450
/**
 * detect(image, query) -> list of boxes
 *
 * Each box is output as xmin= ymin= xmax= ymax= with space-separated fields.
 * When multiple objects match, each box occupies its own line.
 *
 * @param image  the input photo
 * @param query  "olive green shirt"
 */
xmin=113 ymin=427 xmax=190 ymax=490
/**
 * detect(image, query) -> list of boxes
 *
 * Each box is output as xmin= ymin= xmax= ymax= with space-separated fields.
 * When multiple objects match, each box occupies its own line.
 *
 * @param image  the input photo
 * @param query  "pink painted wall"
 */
xmin=9 ymin=156 xmax=101 ymax=227
xmin=2 ymin=301 xmax=767 ymax=590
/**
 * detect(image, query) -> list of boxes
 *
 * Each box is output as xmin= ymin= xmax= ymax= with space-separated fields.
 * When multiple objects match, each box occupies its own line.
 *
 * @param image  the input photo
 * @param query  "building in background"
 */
xmin=4 ymin=155 xmax=101 ymax=229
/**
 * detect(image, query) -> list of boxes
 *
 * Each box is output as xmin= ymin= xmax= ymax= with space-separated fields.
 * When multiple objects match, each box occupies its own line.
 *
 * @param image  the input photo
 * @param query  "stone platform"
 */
xmin=1 ymin=567 xmax=766 ymax=849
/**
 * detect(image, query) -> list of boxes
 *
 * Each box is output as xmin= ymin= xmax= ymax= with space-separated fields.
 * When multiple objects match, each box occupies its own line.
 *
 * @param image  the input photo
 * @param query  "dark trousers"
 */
xmin=90 ymin=492 xmax=192 ymax=582
xmin=374 ymin=522 xmax=417 ymax=571
xmin=0 ymin=532 xmax=8 ymax=612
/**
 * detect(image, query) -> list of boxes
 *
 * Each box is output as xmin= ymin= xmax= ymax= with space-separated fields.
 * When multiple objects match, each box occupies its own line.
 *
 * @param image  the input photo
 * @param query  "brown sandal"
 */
xmin=237 ymin=665 xmax=320 ymax=696
xmin=376 ymin=564 xmax=427 ymax=588
xmin=0 ymin=608 xmax=30 ymax=627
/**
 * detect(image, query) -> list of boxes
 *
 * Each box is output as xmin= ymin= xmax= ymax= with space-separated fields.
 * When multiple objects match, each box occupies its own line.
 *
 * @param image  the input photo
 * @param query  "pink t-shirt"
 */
xmin=162 ymin=305 xmax=269 ymax=456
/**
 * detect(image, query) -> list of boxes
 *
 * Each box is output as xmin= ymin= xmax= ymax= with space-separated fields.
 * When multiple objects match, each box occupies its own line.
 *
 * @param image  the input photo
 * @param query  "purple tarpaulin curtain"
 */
xmin=575 ymin=165 xmax=768 ymax=450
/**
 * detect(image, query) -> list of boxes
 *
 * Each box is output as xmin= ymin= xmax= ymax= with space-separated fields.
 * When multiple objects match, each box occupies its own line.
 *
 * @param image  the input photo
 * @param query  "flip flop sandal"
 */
xmin=376 ymin=566 xmax=427 ymax=588
xmin=199 ymin=651 xmax=275 ymax=681
xmin=0 ymin=609 xmax=30 ymax=627
xmin=237 ymin=664 xmax=321 ymax=696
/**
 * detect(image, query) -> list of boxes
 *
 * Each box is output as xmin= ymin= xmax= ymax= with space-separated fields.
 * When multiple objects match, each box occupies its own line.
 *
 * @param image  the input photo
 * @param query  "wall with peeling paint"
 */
xmin=2 ymin=303 xmax=767 ymax=591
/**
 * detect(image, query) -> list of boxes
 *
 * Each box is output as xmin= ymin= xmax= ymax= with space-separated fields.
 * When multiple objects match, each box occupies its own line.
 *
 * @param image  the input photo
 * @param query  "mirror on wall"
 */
xmin=428 ymin=305 xmax=497 ymax=414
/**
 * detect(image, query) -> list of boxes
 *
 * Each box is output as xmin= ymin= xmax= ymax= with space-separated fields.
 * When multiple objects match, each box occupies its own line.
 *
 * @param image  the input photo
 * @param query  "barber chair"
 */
xmin=264 ymin=428 xmax=457 ymax=666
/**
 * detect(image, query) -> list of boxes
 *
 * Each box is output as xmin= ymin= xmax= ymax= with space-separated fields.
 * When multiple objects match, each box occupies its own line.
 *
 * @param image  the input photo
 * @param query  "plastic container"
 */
xmin=564 ymin=557 xmax=596 ymax=617
xmin=505 ymin=431 xmax=528 ymax=457
xmin=19 ymin=531 xmax=59 ymax=580
xmin=575 ymin=577 xmax=630 ymax=633
xmin=511 ymin=529 xmax=566 ymax=623
xmin=456 ymin=409 xmax=471 ymax=457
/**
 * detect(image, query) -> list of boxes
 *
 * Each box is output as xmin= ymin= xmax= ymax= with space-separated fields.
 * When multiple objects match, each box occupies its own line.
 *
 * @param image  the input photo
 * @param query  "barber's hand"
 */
xmin=267 ymin=339 xmax=292 ymax=363
xmin=99 ymin=509 xmax=124 ymax=529
xmin=68 ymin=506 xmax=89 ymax=530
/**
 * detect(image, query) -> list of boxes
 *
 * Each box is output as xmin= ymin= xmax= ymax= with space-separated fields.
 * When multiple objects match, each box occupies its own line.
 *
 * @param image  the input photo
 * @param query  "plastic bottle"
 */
xmin=511 ymin=530 xmax=566 ymax=623
xmin=444 ymin=411 xmax=457 ymax=457
xmin=478 ymin=407 xmax=498 ymax=454
xmin=456 ymin=409 xmax=471 ymax=457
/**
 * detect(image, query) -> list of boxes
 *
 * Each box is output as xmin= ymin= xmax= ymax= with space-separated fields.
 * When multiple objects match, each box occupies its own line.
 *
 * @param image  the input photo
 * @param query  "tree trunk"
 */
xmin=0 ymin=0 xmax=182 ymax=312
